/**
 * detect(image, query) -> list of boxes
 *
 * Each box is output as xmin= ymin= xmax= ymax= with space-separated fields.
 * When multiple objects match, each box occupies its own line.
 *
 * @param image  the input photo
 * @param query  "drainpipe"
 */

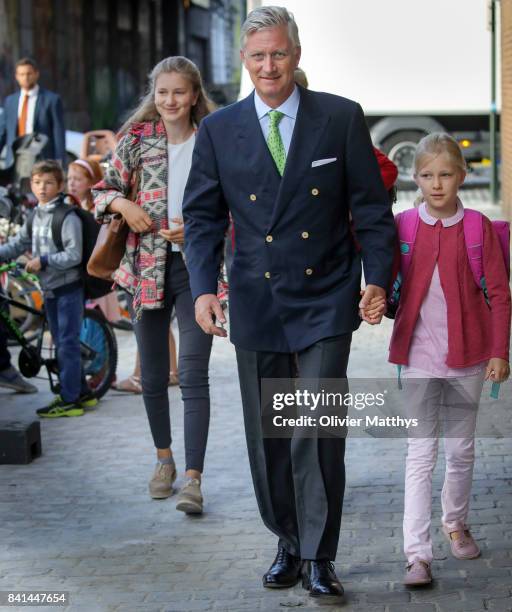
xmin=490 ymin=0 xmax=499 ymax=203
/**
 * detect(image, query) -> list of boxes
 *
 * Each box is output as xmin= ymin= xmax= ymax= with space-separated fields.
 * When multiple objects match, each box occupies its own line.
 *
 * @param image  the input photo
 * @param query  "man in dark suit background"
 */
xmin=183 ymin=6 xmax=395 ymax=602
xmin=0 ymin=57 xmax=66 ymax=168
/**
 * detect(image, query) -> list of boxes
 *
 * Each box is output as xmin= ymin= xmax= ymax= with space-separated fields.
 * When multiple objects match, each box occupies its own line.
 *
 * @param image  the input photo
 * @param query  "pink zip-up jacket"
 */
xmin=389 ymin=211 xmax=511 ymax=368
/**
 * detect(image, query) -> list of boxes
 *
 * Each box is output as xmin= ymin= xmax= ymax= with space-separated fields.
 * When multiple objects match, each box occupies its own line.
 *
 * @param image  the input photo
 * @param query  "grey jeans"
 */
xmin=130 ymin=250 xmax=213 ymax=472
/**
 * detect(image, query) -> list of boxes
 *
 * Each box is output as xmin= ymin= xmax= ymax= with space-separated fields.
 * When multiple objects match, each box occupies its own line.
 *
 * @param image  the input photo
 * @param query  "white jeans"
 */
xmin=402 ymin=371 xmax=485 ymax=563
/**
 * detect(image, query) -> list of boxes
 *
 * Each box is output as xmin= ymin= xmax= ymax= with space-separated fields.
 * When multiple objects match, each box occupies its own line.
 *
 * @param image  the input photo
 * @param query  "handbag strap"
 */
xmin=129 ymin=167 xmax=140 ymax=204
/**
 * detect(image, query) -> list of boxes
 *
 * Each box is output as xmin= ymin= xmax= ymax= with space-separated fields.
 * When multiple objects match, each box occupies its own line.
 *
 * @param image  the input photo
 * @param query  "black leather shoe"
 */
xmin=301 ymin=560 xmax=344 ymax=602
xmin=262 ymin=547 xmax=302 ymax=588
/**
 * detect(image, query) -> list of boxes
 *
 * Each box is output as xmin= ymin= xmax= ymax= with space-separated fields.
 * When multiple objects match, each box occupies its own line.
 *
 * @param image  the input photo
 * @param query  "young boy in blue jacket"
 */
xmin=0 ymin=160 xmax=93 ymax=417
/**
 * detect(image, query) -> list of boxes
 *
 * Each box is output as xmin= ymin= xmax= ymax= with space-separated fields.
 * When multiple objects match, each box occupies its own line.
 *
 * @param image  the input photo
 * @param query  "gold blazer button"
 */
xmin=250 ymin=194 xmax=257 ymax=201
xmin=266 ymin=235 xmax=273 ymax=243
xmin=265 ymin=271 xmax=271 ymax=279
xmin=301 ymin=232 xmax=309 ymax=239
xmin=311 ymin=188 xmax=319 ymax=196
xmin=305 ymin=268 xmax=313 ymax=276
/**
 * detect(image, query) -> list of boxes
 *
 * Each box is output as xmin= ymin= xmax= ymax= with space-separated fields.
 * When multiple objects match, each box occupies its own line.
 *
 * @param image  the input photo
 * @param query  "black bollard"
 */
xmin=0 ymin=420 xmax=42 ymax=464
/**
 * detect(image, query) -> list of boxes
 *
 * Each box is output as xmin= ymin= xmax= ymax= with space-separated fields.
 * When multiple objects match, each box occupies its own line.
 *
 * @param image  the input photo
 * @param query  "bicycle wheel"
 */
xmin=3 ymin=276 xmax=43 ymax=345
xmin=80 ymin=308 xmax=117 ymax=399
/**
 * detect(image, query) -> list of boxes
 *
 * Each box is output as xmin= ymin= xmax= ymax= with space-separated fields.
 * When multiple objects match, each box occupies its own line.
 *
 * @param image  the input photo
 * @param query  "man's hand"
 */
xmin=159 ymin=218 xmax=184 ymax=245
xmin=485 ymin=358 xmax=510 ymax=383
xmin=25 ymin=257 xmax=42 ymax=273
xmin=195 ymin=293 xmax=227 ymax=338
xmin=359 ymin=285 xmax=386 ymax=325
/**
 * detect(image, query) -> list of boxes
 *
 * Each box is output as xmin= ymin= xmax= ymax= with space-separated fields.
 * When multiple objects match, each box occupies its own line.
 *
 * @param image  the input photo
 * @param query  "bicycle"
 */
xmin=0 ymin=259 xmax=43 ymax=344
xmin=0 ymin=262 xmax=118 ymax=400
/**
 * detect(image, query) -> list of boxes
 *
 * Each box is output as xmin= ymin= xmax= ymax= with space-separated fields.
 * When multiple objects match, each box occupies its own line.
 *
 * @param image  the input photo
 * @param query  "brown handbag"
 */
xmin=87 ymin=172 xmax=138 ymax=281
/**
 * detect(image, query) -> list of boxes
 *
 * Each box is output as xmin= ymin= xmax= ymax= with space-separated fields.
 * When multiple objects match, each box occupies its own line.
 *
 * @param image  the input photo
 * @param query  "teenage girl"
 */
xmin=93 ymin=57 xmax=215 ymax=514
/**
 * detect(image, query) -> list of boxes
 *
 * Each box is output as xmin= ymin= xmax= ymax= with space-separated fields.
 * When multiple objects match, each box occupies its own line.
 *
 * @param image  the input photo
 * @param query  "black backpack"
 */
xmin=26 ymin=195 xmax=113 ymax=299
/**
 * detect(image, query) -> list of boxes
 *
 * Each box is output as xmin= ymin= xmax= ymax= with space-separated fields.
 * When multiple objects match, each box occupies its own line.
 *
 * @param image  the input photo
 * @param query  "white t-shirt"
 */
xmin=167 ymin=133 xmax=195 ymax=252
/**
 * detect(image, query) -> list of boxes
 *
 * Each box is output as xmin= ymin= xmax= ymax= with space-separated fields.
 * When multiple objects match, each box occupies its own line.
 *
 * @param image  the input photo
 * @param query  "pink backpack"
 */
xmin=389 ymin=207 xmax=510 ymax=398
xmin=396 ymin=207 xmax=510 ymax=297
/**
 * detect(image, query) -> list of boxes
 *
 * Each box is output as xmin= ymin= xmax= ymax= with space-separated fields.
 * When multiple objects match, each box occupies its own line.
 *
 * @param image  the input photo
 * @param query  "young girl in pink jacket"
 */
xmin=387 ymin=133 xmax=511 ymax=586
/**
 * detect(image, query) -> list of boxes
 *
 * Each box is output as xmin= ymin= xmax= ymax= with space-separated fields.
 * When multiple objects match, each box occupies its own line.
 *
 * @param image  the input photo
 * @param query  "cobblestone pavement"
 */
xmin=0 ymin=190 xmax=511 ymax=612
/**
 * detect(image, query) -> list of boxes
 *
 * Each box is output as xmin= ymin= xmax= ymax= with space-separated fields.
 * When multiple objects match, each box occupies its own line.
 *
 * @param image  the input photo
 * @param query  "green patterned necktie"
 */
xmin=267 ymin=110 xmax=286 ymax=176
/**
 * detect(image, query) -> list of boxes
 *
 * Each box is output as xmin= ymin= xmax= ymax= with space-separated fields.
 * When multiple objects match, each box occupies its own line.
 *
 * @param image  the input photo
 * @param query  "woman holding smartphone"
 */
xmin=94 ymin=56 xmax=215 ymax=514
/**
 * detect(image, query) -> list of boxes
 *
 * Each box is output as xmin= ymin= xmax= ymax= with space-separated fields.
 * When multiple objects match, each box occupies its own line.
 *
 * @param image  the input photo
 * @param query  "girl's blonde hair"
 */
xmin=413 ymin=132 xmax=466 ymax=206
xmin=414 ymin=132 xmax=466 ymax=174
xmin=119 ymin=56 xmax=214 ymax=135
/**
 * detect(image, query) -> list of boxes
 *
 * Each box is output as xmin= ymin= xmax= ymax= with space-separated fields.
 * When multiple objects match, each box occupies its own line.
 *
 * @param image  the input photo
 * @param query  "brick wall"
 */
xmin=502 ymin=0 xmax=512 ymax=220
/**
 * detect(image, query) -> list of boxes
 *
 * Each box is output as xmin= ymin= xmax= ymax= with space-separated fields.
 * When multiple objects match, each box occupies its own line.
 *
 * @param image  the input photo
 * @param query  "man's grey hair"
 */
xmin=240 ymin=6 xmax=300 ymax=49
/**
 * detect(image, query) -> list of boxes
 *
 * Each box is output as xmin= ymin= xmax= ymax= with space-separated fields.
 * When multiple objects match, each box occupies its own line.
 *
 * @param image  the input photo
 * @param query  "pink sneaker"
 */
xmin=403 ymin=560 xmax=432 ymax=586
xmin=443 ymin=526 xmax=480 ymax=559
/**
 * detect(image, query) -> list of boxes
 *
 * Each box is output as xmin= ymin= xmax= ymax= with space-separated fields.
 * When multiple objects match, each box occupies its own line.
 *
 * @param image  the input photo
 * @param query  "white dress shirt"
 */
xmin=17 ymin=85 xmax=39 ymax=135
xmin=254 ymin=85 xmax=300 ymax=155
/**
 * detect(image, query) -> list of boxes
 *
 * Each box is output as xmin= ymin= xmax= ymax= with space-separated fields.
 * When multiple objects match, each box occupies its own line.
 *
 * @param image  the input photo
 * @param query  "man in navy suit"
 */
xmin=183 ymin=6 xmax=395 ymax=602
xmin=0 ymin=57 xmax=66 ymax=168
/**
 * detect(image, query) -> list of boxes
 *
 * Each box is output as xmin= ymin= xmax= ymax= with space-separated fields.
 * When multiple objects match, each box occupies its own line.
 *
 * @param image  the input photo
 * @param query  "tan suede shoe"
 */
xmin=148 ymin=461 xmax=177 ymax=499
xmin=175 ymin=478 xmax=203 ymax=514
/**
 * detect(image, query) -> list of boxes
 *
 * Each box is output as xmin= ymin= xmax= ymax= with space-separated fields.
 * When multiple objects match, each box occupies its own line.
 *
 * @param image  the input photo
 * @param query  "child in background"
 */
xmin=0 ymin=160 xmax=91 ymax=417
xmin=67 ymin=158 xmax=180 ymax=393
xmin=387 ymin=133 xmax=510 ymax=585
xmin=67 ymin=158 xmax=103 ymax=211
xmin=67 ymin=157 xmax=125 ymax=323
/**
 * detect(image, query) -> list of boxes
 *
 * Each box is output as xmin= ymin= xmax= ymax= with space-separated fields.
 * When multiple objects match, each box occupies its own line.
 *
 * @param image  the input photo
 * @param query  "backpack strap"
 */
xmin=26 ymin=208 xmax=36 ymax=239
xmin=462 ymin=209 xmax=507 ymax=399
xmin=462 ymin=208 xmax=484 ymax=291
xmin=463 ymin=209 xmax=511 ymax=293
xmin=397 ymin=207 xmax=420 ymax=281
xmin=387 ymin=208 xmax=420 ymax=314
xmin=51 ymin=198 xmax=74 ymax=252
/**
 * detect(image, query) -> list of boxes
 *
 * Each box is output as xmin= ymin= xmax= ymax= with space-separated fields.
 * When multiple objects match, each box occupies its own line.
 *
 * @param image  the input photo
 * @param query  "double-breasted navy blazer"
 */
xmin=0 ymin=87 xmax=66 ymax=166
xmin=183 ymin=86 xmax=396 ymax=352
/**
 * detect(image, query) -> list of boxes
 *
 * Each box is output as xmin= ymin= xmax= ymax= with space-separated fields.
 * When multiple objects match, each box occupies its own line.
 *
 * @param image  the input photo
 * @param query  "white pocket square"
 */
xmin=311 ymin=157 xmax=337 ymax=168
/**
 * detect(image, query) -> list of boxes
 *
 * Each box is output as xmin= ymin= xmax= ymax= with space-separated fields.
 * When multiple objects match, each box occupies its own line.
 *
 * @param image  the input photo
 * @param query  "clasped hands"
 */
xmin=359 ymin=284 xmax=387 ymax=325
